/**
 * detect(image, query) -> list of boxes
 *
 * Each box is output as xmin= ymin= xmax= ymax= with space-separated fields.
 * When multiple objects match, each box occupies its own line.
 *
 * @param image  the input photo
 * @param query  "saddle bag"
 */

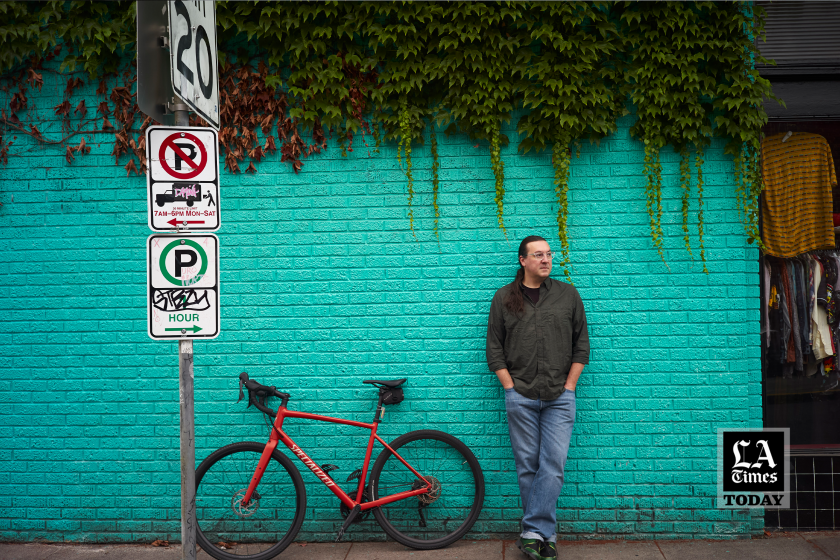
xmin=381 ymin=387 xmax=404 ymax=405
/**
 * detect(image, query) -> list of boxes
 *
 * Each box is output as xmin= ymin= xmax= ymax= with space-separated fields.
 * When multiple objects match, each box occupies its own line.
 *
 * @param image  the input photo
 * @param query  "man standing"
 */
xmin=486 ymin=235 xmax=589 ymax=560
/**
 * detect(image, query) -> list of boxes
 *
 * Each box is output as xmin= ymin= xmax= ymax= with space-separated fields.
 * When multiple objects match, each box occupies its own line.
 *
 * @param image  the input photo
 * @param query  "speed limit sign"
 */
xmin=168 ymin=0 xmax=220 ymax=129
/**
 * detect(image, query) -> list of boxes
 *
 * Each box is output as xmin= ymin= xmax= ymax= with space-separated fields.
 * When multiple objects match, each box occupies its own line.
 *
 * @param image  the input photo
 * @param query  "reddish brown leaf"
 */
xmin=29 ymin=125 xmax=43 ymax=142
xmin=264 ymin=136 xmax=277 ymax=154
xmin=54 ymin=100 xmax=71 ymax=117
xmin=74 ymin=99 xmax=87 ymax=118
xmin=102 ymin=117 xmax=114 ymax=130
xmin=65 ymin=77 xmax=83 ymax=97
xmin=124 ymin=159 xmax=139 ymax=176
xmin=65 ymin=146 xmax=75 ymax=164
xmin=26 ymin=69 xmax=43 ymax=91
xmin=248 ymin=146 xmax=264 ymax=162
xmin=10 ymin=91 xmax=27 ymax=113
xmin=245 ymin=161 xmax=257 ymax=174
xmin=96 ymin=80 xmax=107 ymax=96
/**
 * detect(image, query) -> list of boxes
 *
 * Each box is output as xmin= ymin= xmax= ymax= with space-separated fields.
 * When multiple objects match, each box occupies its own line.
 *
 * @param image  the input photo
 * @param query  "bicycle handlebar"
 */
xmin=238 ymin=372 xmax=291 ymax=417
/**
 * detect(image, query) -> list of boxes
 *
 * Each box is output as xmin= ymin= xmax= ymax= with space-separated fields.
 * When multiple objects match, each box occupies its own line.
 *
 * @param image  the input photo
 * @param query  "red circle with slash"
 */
xmin=159 ymin=132 xmax=207 ymax=179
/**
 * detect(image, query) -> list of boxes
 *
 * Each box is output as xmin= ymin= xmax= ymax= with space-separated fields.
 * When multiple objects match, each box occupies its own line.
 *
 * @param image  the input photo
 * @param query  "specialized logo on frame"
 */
xmin=717 ymin=428 xmax=789 ymax=508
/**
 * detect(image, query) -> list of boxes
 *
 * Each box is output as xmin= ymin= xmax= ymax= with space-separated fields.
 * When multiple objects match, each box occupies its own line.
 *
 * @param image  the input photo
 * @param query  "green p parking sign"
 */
xmin=147 ymin=233 xmax=219 ymax=339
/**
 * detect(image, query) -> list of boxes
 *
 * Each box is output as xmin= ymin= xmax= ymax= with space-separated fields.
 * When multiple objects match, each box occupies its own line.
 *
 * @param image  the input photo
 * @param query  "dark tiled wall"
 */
xmin=765 ymin=456 xmax=838 ymax=530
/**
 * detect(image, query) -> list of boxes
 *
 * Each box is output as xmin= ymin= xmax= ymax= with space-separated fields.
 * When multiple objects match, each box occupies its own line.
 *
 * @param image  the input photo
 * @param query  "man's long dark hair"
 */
xmin=504 ymin=235 xmax=547 ymax=316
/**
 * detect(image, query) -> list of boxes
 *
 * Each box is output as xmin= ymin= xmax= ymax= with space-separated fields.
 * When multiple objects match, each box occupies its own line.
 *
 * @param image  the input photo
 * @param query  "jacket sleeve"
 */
xmin=571 ymin=290 xmax=590 ymax=365
xmin=486 ymin=292 xmax=508 ymax=372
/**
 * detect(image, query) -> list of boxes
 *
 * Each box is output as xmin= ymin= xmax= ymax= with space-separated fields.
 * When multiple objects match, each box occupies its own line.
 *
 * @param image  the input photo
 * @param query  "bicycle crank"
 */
xmin=231 ymin=488 xmax=261 ymax=518
xmin=340 ymin=489 xmax=372 ymax=523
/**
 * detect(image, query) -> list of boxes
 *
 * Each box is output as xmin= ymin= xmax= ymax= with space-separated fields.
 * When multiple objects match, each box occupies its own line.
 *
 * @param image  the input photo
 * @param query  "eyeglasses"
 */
xmin=527 ymin=252 xmax=554 ymax=260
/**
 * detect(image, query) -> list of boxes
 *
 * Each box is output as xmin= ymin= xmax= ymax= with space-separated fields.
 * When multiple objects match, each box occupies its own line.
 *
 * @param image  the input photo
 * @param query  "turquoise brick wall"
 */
xmin=0 ymin=67 xmax=763 ymax=543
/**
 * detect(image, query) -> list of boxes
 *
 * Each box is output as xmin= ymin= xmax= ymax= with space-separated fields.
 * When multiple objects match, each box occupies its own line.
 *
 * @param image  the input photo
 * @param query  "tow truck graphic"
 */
xmin=156 ymin=182 xmax=202 ymax=207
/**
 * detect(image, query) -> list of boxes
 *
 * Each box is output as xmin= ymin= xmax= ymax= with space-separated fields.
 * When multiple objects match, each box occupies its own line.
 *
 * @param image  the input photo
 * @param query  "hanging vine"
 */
xmin=696 ymin=147 xmax=708 ymax=273
xmin=643 ymin=143 xmax=666 ymax=266
xmin=490 ymin=120 xmax=506 ymax=239
xmin=679 ymin=146 xmax=694 ymax=260
xmin=397 ymin=103 xmax=416 ymax=239
xmin=430 ymin=128 xmax=440 ymax=240
xmin=552 ymin=141 xmax=573 ymax=283
xmin=0 ymin=1 xmax=777 ymax=271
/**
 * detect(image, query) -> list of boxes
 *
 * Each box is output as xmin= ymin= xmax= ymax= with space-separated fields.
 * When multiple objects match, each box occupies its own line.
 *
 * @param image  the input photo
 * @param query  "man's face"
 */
xmin=519 ymin=240 xmax=552 ymax=281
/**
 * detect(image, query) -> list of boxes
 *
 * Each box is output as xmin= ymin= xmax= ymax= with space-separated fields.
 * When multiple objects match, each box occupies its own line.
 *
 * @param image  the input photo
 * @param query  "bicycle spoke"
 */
xmin=196 ymin=445 xmax=304 ymax=559
xmin=373 ymin=433 xmax=483 ymax=547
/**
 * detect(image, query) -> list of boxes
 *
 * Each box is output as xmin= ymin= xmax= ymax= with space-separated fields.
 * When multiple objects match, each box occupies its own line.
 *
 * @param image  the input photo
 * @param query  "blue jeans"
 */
xmin=505 ymin=387 xmax=575 ymax=542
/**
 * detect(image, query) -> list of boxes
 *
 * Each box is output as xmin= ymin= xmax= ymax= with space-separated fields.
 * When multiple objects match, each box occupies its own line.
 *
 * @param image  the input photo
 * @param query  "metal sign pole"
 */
xmin=173 ymin=102 xmax=196 ymax=560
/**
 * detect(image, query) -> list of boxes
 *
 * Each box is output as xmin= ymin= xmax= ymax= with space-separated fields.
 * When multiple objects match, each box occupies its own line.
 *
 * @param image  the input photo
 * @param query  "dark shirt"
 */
xmin=486 ymin=277 xmax=590 ymax=400
xmin=523 ymin=285 xmax=540 ymax=304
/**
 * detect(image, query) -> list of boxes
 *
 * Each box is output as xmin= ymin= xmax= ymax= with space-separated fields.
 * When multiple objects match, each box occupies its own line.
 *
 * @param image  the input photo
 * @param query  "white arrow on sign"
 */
xmin=168 ymin=0 xmax=220 ymax=129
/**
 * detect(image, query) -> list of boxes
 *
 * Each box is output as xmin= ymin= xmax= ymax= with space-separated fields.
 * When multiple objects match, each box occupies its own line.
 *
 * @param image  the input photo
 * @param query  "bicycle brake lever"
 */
xmin=238 ymin=379 xmax=244 ymax=403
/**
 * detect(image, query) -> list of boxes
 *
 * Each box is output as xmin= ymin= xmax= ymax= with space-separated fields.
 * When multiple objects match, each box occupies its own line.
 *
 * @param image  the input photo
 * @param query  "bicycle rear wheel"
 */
xmin=195 ymin=441 xmax=306 ymax=560
xmin=369 ymin=430 xmax=485 ymax=549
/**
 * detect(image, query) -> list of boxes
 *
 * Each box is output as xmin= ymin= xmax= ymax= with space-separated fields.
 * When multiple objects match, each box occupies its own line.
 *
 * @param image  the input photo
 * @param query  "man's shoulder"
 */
xmin=546 ymin=277 xmax=582 ymax=300
xmin=491 ymin=282 xmax=515 ymax=301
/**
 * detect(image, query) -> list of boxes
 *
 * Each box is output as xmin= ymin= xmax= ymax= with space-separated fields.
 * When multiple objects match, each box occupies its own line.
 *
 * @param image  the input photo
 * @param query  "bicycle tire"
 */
xmin=195 ymin=441 xmax=307 ymax=560
xmin=369 ymin=430 xmax=485 ymax=549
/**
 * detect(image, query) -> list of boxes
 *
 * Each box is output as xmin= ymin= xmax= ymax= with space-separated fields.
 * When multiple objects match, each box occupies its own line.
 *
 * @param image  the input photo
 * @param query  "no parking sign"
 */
xmin=146 ymin=126 xmax=220 ymax=231
xmin=147 ymin=233 xmax=220 ymax=340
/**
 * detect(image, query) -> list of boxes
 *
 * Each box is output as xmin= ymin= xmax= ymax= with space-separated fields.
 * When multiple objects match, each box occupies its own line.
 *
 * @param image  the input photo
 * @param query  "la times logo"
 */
xmin=730 ymin=438 xmax=778 ymax=485
xmin=719 ymin=429 xmax=788 ymax=508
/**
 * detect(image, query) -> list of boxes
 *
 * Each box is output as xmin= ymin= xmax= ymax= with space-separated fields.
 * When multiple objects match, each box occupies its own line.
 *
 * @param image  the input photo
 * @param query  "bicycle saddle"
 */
xmin=363 ymin=379 xmax=406 ymax=388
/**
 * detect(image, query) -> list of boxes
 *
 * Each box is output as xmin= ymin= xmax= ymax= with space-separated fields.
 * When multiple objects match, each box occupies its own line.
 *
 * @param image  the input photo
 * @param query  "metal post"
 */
xmin=174 ymin=100 xmax=196 ymax=560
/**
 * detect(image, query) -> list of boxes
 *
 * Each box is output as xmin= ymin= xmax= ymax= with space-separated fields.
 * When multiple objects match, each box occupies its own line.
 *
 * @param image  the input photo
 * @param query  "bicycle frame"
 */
xmin=241 ymin=405 xmax=430 ymax=511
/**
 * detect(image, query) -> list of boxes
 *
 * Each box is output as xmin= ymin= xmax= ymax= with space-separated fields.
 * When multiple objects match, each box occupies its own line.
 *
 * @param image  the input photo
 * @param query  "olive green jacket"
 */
xmin=486 ymin=277 xmax=590 ymax=400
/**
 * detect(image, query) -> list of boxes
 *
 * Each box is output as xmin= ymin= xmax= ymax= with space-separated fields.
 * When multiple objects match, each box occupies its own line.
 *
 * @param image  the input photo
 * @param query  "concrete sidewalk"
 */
xmin=2 ymin=532 xmax=839 ymax=560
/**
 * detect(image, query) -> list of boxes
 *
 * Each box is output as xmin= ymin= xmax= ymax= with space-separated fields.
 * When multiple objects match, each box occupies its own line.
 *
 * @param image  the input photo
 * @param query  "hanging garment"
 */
xmin=780 ymin=261 xmax=797 ymax=364
xmin=764 ymin=261 xmax=771 ymax=347
xmin=768 ymin=261 xmax=785 ymax=362
xmin=761 ymin=132 xmax=838 ymax=258
xmin=793 ymin=260 xmax=810 ymax=362
xmin=786 ymin=260 xmax=804 ymax=371
xmin=813 ymin=259 xmax=834 ymax=360
xmin=800 ymin=256 xmax=812 ymax=354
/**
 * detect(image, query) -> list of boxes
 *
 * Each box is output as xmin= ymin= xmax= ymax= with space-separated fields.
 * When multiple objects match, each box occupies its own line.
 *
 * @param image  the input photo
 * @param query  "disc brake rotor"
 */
xmin=231 ymin=488 xmax=260 ymax=518
xmin=418 ymin=476 xmax=441 ymax=505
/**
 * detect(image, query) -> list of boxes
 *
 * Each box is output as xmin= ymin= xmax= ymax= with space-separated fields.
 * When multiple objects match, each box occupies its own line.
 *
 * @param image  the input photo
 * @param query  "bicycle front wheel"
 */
xmin=195 ymin=441 xmax=306 ymax=560
xmin=370 ymin=430 xmax=485 ymax=549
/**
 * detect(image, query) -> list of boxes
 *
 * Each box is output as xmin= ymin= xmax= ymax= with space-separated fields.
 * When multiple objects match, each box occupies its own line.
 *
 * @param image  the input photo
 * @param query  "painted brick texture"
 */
xmin=0 ymin=68 xmax=762 ymax=543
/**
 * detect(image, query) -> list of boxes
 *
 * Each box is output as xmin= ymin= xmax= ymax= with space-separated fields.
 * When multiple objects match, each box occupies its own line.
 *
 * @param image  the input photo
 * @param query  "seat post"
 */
xmin=372 ymin=391 xmax=385 ymax=424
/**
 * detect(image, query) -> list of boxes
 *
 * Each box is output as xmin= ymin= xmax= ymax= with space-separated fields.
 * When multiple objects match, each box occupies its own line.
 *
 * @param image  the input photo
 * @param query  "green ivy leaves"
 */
xmin=0 ymin=1 xmax=775 ymax=270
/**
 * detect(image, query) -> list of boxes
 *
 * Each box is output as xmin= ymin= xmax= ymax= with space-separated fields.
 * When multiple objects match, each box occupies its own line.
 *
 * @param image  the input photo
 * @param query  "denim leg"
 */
xmin=504 ymin=388 xmax=541 ymax=519
xmin=507 ymin=389 xmax=575 ymax=542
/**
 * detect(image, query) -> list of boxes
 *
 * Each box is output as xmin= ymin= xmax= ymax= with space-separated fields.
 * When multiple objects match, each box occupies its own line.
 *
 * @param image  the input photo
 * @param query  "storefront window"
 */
xmin=761 ymin=120 xmax=840 ymax=450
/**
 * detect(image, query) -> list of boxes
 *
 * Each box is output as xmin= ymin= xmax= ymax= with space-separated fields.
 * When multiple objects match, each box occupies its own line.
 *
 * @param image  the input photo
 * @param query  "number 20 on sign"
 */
xmin=147 ymin=234 xmax=220 ymax=340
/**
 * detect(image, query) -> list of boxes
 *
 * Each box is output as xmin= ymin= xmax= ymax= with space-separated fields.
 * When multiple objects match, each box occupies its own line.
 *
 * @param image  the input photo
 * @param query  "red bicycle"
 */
xmin=195 ymin=373 xmax=485 ymax=560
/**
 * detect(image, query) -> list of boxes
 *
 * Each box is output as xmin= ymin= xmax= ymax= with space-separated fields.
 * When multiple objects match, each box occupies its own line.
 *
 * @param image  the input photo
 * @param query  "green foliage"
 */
xmin=552 ymin=142 xmax=573 ymax=283
xmin=490 ymin=121 xmax=506 ymax=239
xmin=397 ymin=103 xmax=415 ymax=238
xmin=679 ymin=147 xmax=694 ymax=260
xmin=0 ymin=1 xmax=777 ymax=270
xmin=430 ymin=128 xmax=440 ymax=240
xmin=0 ymin=1 xmax=135 ymax=77
xmin=696 ymin=148 xmax=708 ymax=273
